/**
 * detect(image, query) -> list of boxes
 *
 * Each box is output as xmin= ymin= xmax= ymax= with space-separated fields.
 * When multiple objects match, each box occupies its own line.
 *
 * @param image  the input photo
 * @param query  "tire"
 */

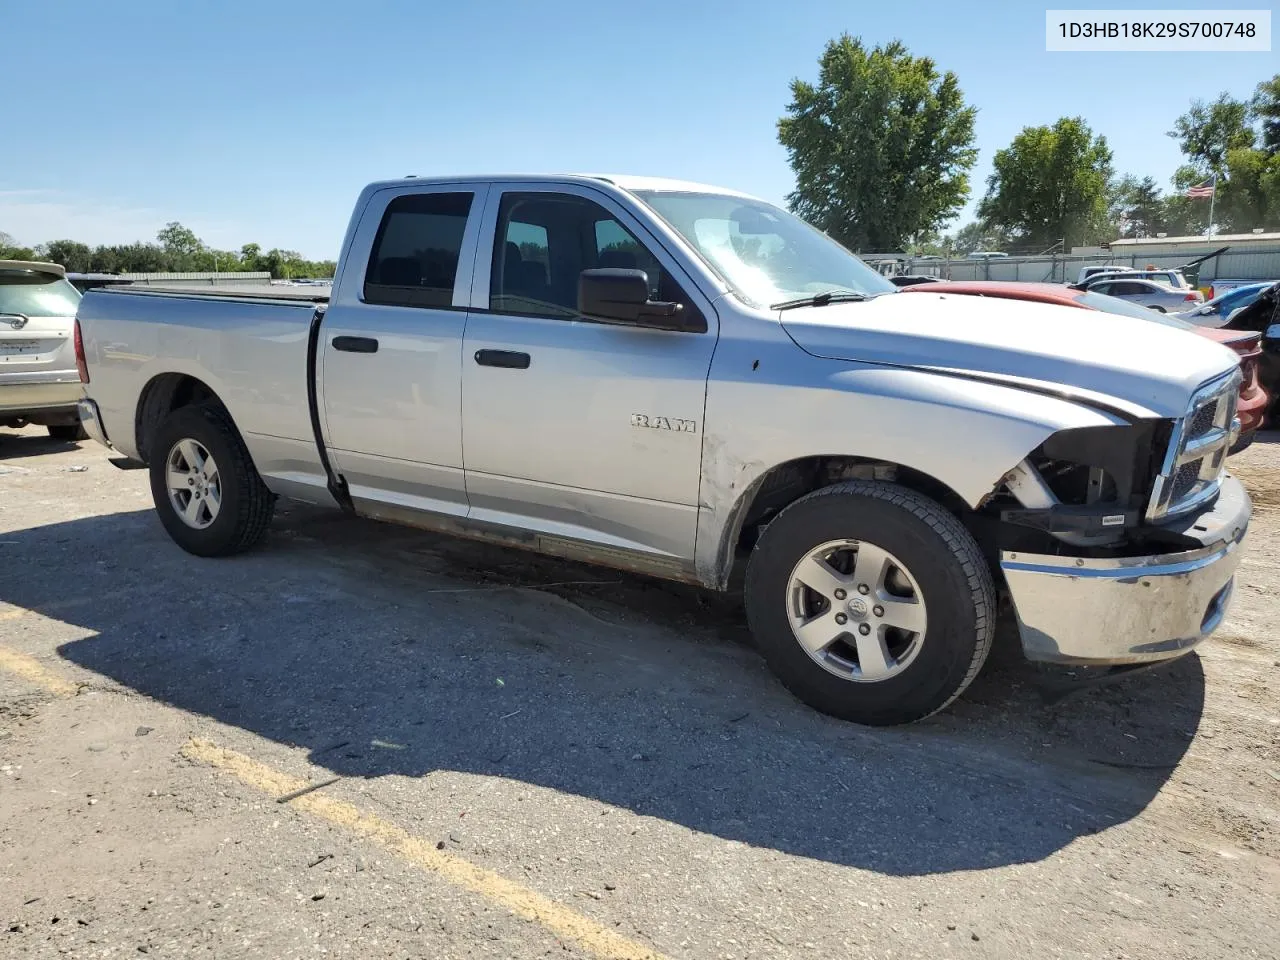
xmin=148 ymin=404 xmax=276 ymax=557
xmin=744 ymin=480 xmax=996 ymax=726
xmin=47 ymin=422 xmax=89 ymax=442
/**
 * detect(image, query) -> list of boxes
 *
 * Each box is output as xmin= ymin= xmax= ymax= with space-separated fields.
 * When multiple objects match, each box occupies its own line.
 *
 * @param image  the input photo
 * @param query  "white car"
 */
xmin=1077 ymin=266 xmax=1191 ymax=290
xmin=0 ymin=261 xmax=87 ymax=440
xmin=1084 ymin=276 xmax=1203 ymax=313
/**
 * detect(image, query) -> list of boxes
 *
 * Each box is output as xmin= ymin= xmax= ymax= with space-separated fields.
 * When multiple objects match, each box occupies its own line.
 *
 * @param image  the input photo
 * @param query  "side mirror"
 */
xmin=578 ymin=269 xmax=684 ymax=329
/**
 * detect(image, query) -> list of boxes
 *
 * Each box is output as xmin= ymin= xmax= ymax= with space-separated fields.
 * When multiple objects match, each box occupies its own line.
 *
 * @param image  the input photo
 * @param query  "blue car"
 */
xmin=1176 ymin=282 xmax=1275 ymax=326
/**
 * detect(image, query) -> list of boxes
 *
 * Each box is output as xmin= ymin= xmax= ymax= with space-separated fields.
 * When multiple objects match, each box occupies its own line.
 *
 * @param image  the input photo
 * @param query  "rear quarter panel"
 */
xmin=78 ymin=290 xmax=327 ymax=498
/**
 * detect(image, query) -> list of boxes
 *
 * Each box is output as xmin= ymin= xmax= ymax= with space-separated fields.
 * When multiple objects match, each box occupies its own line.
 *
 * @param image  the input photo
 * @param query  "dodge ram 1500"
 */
xmin=74 ymin=174 xmax=1251 ymax=725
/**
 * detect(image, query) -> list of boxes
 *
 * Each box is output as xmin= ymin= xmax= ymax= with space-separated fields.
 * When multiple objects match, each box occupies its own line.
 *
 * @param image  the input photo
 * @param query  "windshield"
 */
xmin=1075 ymin=290 xmax=1197 ymax=330
xmin=0 ymin=272 xmax=82 ymax=317
xmin=630 ymin=190 xmax=897 ymax=307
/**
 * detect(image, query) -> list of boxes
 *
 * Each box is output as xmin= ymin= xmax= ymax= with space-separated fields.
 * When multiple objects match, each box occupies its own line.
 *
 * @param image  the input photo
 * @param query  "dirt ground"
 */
xmin=1 ymin=425 xmax=1277 ymax=960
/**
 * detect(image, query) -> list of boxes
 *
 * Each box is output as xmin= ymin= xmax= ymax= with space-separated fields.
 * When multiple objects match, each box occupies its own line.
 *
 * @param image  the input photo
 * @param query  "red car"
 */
xmin=902 ymin=281 xmax=1268 ymax=451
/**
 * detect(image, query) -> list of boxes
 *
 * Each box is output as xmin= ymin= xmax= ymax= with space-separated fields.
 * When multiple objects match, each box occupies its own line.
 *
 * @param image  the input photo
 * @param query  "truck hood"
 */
xmin=779 ymin=291 xmax=1240 ymax=419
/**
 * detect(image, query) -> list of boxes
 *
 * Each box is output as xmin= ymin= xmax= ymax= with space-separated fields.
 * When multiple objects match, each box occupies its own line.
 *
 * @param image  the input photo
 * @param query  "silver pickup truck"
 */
xmin=74 ymin=174 xmax=1251 ymax=726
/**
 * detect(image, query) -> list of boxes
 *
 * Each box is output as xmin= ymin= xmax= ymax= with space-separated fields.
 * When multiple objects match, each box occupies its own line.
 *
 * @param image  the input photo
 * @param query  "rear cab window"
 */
xmin=363 ymin=192 xmax=474 ymax=308
xmin=0 ymin=270 xmax=82 ymax=316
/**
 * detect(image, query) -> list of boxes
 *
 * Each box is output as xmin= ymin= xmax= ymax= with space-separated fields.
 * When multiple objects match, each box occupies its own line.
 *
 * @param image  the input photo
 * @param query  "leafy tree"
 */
xmin=944 ymin=221 xmax=1006 ymax=255
xmin=1111 ymin=175 xmax=1165 ymax=238
xmin=0 ymin=231 xmax=36 ymax=261
xmin=1169 ymin=92 xmax=1255 ymax=175
xmin=156 ymin=221 xmax=202 ymax=257
xmin=39 ymin=240 xmax=93 ymax=273
xmin=1253 ymin=74 xmax=1280 ymax=154
xmin=977 ymin=117 xmax=1114 ymax=250
xmin=777 ymin=35 xmax=977 ymax=251
xmin=1215 ymin=146 xmax=1280 ymax=232
xmin=239 ymin=243 xmax=262 ymax=271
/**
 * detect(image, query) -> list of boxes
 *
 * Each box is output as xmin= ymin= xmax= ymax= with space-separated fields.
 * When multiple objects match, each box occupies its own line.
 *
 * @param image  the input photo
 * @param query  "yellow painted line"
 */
xmin=0 ymin=647 xmax=79 ymax=697
xmin=182 ymin=739 xmax=668 ymax=960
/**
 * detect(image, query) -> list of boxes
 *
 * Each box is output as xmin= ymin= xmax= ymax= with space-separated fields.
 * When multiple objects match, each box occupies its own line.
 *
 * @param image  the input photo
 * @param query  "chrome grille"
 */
xmin=1168 ymin=459 xmax=1202 ymax=503
xmin=1188 ymin=402 xmax=1218 ymax=439
xmin=1147 ymin=370 xmax=1242 ymax=521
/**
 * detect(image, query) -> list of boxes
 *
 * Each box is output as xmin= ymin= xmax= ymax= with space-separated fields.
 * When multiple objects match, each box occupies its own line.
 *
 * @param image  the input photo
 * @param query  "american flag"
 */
xmin=1185 ymin=177 xmax=1216 ymax=198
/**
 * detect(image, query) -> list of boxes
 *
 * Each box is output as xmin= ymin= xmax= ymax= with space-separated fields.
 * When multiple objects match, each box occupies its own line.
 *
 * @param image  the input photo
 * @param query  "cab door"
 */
xmin=459 ymin=182 xmax=718 ymax=568
xmin=319 ymin=184 xmax=488 ymax=517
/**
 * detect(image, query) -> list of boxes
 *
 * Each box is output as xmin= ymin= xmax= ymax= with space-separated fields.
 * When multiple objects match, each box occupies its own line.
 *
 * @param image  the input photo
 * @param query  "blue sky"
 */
xmin=3 ymin=1 xmax=1272 ymax=258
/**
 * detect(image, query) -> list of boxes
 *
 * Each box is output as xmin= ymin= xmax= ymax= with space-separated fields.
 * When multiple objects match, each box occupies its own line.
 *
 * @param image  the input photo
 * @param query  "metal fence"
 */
xmin=118 ymin=271 xmax=274 ymax=286
xmin=867 ymin=246 xmax=1280 ymax=286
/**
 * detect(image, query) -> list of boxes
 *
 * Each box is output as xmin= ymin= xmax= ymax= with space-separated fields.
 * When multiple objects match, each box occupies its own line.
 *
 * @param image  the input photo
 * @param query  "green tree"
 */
xmin=239 ymin=242 xmax=262 ymax=271
xmin=1215 ymin=146 xmax=1280 ymax=232
xmin=1169 ymin=92 xmax=1255 ymax=175
xmin=0 ymin=231 xmax=36 ymax=261
xmin=977 ymin=117 xmax=1114 ymax=250
xmin=944 ymin=221 xmax=1006 ymax=255
xmin=1111 ymin=175 xmax=1165 ymax=238
xmin=39 ymin=240 xmax=93 ymax=273
xmin=777 ymin=35 xmax=978 ymax=251
xmin=1253 ymin=74 xmax=1280 ymax=154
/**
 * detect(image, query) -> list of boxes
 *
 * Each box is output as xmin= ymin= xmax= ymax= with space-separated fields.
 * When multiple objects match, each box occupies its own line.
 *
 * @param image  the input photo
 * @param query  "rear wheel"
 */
xmin=745 ymin=480 xmax=996 ymax=726
xmin=47 ymin=422 xmax=88 ymax=442
xmin=149 ymin=405 xmax=275 ymax=557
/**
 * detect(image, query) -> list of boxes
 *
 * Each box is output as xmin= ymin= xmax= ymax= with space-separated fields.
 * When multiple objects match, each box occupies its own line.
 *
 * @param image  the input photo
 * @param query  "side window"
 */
xmin=491 ymin=192 xmax=704 ymax=329
xmin=364 ymin=192 xmax=473 ymax=308
xmin=1092 ymin=282 xmax=1113 ymax=295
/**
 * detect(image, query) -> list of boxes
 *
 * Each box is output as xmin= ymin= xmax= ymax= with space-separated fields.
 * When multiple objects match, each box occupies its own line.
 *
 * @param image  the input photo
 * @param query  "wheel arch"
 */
xmin=698 ymin=454 xmax=981 ymax=592
xmin=135 ymin=373 xmax=227 ymax=465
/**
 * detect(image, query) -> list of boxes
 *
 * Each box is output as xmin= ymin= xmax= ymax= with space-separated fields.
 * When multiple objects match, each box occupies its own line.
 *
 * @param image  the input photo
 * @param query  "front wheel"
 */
xmin=745 ymin=481 xmax=996 ymax=726
xmin=148 ymin=405 xmax=276 ymax=557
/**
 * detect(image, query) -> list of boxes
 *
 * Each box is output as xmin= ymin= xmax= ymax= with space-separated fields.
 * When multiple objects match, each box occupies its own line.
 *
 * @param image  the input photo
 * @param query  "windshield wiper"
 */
xmin=771 ymin=291 xmax=873 ymax=311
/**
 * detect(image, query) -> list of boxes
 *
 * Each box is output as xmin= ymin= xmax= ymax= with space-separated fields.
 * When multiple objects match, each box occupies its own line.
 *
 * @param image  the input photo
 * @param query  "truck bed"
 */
xmin=77 ymin=285 xmax=335 ymax=507
xmin=98 ymin=283 xmax=330 ymax=304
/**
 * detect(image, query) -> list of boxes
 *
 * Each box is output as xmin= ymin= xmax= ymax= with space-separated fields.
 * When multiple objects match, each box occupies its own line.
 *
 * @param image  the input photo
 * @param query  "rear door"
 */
xmin=0 ymin=267 xmax=80 ymax=380
xmin=318 ymin=183 xmax=488 ymax=518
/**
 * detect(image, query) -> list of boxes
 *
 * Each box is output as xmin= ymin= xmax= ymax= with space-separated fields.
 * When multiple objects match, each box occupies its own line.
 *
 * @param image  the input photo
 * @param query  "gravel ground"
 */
xmin=1 ymin=425 xmax=1277 ymax=959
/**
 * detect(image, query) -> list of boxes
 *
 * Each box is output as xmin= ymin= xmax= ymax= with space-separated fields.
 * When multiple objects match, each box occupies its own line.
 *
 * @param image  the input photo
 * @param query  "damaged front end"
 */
xmin=986 ymin=370 xmax=1251 ymax=666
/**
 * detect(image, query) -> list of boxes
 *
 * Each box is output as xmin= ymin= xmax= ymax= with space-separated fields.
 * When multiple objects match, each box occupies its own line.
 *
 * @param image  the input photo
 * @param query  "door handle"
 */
xmin=474 ymin=349 xmax=530 ymax=369
xmin=332 ymin=335 xmax=379 ymax=354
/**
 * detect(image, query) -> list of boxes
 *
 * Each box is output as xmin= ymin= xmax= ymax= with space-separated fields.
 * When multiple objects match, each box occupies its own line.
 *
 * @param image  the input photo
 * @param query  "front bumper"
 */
xmin=1001 ymin=475 xmax=1251 ymax=665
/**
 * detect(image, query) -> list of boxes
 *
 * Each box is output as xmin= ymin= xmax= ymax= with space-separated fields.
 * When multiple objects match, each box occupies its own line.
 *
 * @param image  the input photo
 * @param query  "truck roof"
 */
xmin=363 ymin=173 xmax=763 ymax=201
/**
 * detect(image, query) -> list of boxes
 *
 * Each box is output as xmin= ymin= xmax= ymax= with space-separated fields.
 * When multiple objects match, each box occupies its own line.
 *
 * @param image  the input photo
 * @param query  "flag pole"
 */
xmin=1207 ymin=172 xmax=1217 ymax=239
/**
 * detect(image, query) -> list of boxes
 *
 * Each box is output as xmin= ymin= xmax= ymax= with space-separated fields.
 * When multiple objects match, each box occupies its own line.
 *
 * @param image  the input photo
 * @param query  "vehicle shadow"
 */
xmin=2 ymin=504 xmax=1204 ymax=877
xmin=0 ymin=429 xmax=84 ymax=461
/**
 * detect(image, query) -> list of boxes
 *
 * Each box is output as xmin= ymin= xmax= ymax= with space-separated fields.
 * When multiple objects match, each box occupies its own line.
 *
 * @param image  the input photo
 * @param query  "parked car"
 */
xmin=1084 ymin=276 xmax=1203 ymax=312
xmin=903 ymin=280 xmax=1267 ymax=450
xmin=74 ymin=174 xmax=1250 ymax=727
xmin=1205 ymin=278 xmax=1272 ymax=300
xmin=1076 ymin=266 xmax=1191 ymax=290
xmin=0 ymin=260 xmax=88 ymax=440
xmin=1175 ymin=282 xmax=1274 ymax=327
xmin=1218 ymin=282 xmax=1280 ymax=423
